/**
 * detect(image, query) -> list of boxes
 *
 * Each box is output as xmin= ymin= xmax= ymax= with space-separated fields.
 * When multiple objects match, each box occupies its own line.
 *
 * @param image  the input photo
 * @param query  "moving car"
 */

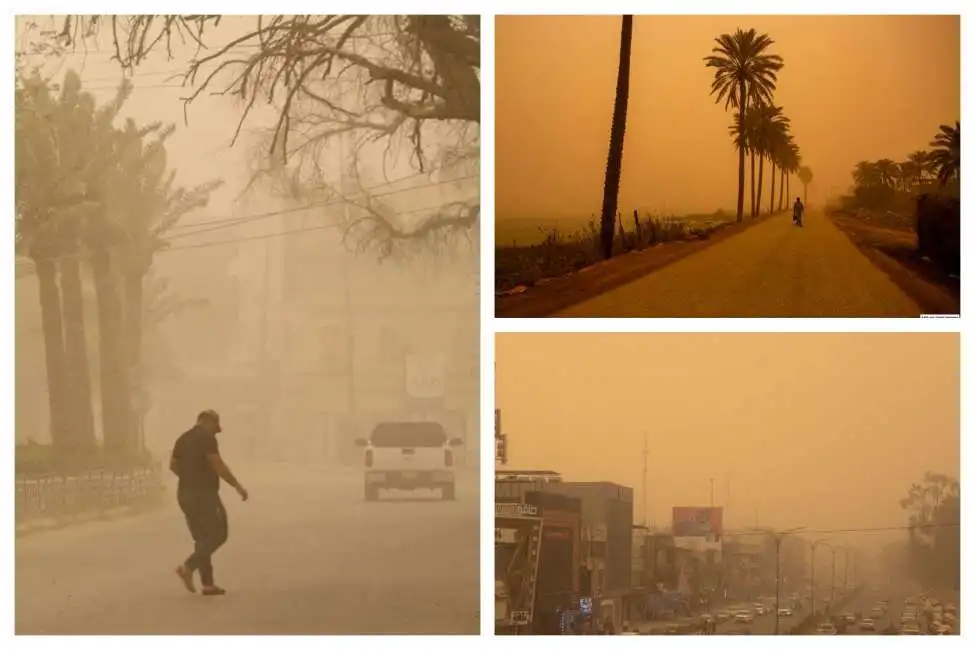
xmin=842 ymin=613 xmax=856 ymax=624
xmin=734 ymin=612 xmax=754 ymax=624
xmin=816 ymin=622 xmax=837 ymax=635
xmin=356 ymin=421 xmax=464 ymax=501
xmin=777 ymin=608 xmax=793 ymax=617
xmin=859 ymin=618 xmax=876 ymax=631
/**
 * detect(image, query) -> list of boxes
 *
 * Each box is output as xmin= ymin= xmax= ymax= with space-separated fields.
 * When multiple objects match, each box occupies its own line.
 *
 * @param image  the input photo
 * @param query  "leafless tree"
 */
xmin=53 ymin=15 xmax=480 ymax=252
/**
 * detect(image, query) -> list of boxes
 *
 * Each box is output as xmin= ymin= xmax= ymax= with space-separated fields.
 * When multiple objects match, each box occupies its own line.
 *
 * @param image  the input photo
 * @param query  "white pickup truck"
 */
xmin=355 ymin=421 xmax=464 ymax=501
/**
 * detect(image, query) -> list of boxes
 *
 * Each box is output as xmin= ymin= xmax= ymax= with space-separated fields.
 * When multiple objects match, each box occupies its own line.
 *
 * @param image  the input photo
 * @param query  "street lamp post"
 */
xmin=810 ymin=539 xmax=830 ymax=621
xmin=773 ymin=526 xmax=806 ymax=635
xmin=830 ymin=547 xmax=838 ymax=607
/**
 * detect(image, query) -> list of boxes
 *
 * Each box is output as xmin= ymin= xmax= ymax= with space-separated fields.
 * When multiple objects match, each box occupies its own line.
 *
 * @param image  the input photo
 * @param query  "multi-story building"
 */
xmin=547 ymin=482 xmax=634 ymax=631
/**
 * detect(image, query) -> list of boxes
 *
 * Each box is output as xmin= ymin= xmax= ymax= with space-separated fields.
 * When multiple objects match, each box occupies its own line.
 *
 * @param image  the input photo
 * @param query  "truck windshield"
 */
xmin=371 ymin=421 xmax=447 ymax=448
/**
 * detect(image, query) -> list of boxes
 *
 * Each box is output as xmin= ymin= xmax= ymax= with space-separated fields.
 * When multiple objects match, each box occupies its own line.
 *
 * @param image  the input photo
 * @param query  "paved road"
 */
xmin=16 ymin=464 xmax=480 ymax=634
xmin=557 ymin=211 xmax=921 ymax=317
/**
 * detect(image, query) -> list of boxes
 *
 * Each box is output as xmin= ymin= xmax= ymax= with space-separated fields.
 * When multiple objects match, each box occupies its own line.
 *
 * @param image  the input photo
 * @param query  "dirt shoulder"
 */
xmin=827 ymin=212 xmax=959 ymax=316
xmin=496 ymin=211 xmax=780 ymax=318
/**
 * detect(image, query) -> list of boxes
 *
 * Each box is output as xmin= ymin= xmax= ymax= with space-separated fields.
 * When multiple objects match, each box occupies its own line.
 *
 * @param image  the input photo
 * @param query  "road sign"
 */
xmin=405 ymin=352 xmax=446 ymax=399
xmin=496 ymin=527 xmax=519 ymax=544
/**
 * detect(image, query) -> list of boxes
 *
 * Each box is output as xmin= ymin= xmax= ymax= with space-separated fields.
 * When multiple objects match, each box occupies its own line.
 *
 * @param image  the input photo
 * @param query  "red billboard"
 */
xmin=672 ymin=506 xmax=724 ymax=537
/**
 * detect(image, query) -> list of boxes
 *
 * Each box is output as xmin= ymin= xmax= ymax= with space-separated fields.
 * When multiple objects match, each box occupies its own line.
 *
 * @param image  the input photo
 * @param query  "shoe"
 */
xmin=176 ymin=565 xmax=196 ymax=593
xmin=201 ymin=585 xmax=227 ymax=596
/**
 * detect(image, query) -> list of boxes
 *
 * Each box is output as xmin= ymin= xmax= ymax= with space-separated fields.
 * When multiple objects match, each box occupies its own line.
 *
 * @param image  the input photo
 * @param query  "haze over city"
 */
xmin=495 ymin=333 xmax=959 ymax=537
xmin=16 ymin=15 xmax=479 ymax=634
xmin=496 ymin=15 xmax=960 ymax=220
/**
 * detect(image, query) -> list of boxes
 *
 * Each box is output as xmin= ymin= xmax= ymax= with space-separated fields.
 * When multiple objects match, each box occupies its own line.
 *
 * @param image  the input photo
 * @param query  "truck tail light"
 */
xmin=445 ymin=449 xmax=453 ymax=467
xmin=365 ymin=449 xmax=374 ymax=468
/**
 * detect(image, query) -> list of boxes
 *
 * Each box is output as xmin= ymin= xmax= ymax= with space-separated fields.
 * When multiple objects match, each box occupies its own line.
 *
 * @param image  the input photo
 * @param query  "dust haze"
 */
xmin=15 ymin=16 xmax=479 ymax=634
xmin=496 ymin=15 xmax=959 ymax=221
xmin=496 ymin=333 xmax=958 ymax=544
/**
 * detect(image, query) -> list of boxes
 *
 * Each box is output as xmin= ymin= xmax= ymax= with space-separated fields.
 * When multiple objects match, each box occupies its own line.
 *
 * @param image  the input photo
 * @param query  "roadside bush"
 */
xmin=15 ymin=441 xmax=158 ymax=477
xmin=915 ymin=193 xmax=960 ymax=276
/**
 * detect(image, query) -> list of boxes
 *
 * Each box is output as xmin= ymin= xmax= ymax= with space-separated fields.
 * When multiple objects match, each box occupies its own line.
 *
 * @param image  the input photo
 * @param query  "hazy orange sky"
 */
xmin=496 ymin=15 xmax=960 ymax=219
xmin=496 ymin=333 xmax=958 ymax=541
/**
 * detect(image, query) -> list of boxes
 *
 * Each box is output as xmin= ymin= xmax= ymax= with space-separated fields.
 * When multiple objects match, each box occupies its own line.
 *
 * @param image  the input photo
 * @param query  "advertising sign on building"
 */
xmin=672 ymin=506 xmax=724 ymax=538
xmin=405 ymin=352 xmax=446 ymax=399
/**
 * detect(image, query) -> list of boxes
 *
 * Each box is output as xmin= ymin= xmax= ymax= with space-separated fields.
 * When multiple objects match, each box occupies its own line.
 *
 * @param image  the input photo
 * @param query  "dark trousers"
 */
xmin=178 ymin=488 xmax=228 ymax=586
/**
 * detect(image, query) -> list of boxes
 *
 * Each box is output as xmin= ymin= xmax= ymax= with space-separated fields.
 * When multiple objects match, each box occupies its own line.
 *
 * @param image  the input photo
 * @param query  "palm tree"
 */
xmin=15 ymin=70 xmax=101 ymax=453
xmin=853 ymin=161 xmax=881 ymax=187
xmin=759 ymin=106 xmax=790 ymax=215
xmin=751 ymin=104 xmax=789 ymax=217
xmin=898 ymin=161 xmax=919 ymax=191
xmin=599 ymin=15 xmax=634 ymax=260
xmin=784 ymin=142 xmax=800 ymax=205
xmin=874 ymin=159 xmax=898 ymax=188
xmin=929 ymin=121 xmax=960 ymax=186
xmin=797 ymin=166 xmax=814 ymax=204
xmin=907 ymin=150 xmax=931 ymax=185
xmin=705 ymin=28 xmax=784 ymax=223
xmin=776 ymin=134 xmax=795 ymax=211
xmin=728 ymin=112 xmax=761 ymax=216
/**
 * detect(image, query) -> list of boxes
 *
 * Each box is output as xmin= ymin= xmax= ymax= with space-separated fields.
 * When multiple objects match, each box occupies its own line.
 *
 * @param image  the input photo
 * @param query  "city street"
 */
xmin=16 ymin=463 xmax=480 ymax=634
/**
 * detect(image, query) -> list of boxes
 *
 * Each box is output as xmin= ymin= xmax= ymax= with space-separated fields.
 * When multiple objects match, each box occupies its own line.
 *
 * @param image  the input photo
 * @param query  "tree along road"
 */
xmin=556 ymin=211 xmax=920 ymax=317
xmin=16 ymin=465 xmax=480 ymax=634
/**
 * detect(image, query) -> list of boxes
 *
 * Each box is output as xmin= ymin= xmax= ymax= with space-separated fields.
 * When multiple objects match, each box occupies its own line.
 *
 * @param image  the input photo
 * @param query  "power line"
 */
xmin=166 ymin=173 xmax=477 ymax=241
xmin=719 ymin=522 xmax=959 ymax=539
xmin=15 ymin=179 xmax=479 ymax=269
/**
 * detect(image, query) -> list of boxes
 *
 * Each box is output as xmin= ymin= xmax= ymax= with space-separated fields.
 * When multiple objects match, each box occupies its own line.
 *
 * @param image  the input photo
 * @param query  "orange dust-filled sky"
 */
xmin=496 ymin=333 xmax=959 ymax=539
xmin=496 ymin=15 xmax=960 ymax=219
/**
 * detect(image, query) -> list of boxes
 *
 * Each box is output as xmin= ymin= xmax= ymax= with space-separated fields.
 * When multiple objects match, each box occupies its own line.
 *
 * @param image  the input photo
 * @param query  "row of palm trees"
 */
xmin=705 ymin=27 xmax=813 ymax=222
xmin=598 ymin=21 xmax=813 ymax=260
xmin=852 ymin=121 xmax=961 ymax=191
xmin=16 ymin=69 xmax=220 ymax=461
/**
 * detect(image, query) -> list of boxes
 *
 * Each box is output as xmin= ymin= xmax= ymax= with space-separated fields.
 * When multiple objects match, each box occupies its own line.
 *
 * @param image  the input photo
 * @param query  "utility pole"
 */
xmin=830 ymin=547 xmax=838 ymax=607
xmin=774 ymin=535 xmax=783 ymax=635
xmin=844 ymin=548 xmax=850 ymax=592
xmin=338 ymin=130 xmax=357 ymax=452
xmin=772 ymin=527 xmax=805 ymax=635
xmin=258 ymin=216 xmax=273 ymax=453
xmin=642 ymin=433 xmax=648 ymax=526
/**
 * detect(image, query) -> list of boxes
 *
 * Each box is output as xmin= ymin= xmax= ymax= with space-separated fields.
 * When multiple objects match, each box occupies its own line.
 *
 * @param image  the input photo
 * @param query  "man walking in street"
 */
xmin=170 ymin=409 xmax=249 ymax=595
xmin=793 ymin=197 xmax=805 ymax=226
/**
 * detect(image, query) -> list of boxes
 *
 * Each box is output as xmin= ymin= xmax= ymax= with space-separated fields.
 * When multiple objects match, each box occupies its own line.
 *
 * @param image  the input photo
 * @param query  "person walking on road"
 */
xmin=793 ymin=197 xmax=805 ymax=227
xmin=170 ymin=409 xmax=249 ymax=595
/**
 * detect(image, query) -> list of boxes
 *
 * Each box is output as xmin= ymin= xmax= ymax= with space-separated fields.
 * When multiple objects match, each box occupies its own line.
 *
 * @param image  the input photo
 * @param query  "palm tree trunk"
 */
xmin=769 ymin=162 xmax=776 ymax=214
xmin=736 ymin=80 xmax=747 ymax=223
xmin=599 ymin=15 xmax=634 ymax=259
xmin=786 ymin=174 xmax=791 ymax=204
xmin=778 ymin=167 xmax=785 ymax=211
xmin=59 ymin=250 xmax=97 ymax=449
xmin=34 ymin=256 xmax=70 ymax=449
xmin=90 ymin=249 xmax=133 ymax=460
xmin=756 ymin=154 xmax=765 ymax=218
xmin=749 ymin=150 xmax=756 ymax=218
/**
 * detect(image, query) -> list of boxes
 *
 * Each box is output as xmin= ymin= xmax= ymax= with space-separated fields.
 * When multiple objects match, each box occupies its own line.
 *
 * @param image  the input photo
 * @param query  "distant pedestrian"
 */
xmin=170 ymin=410 xmax=249 ymax=595
xmin=793 ymin=197 xmax=805 ymax=226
